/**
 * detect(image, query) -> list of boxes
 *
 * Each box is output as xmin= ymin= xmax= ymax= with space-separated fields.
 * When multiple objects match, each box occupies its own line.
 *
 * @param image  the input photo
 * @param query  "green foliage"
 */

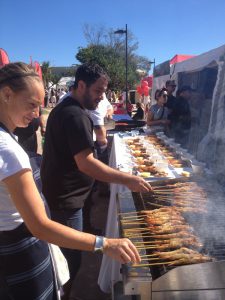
xmin=41 ymin=61 xmax=51 ymax=88
xmin=75 ymin=25 xmax=152 ymax=91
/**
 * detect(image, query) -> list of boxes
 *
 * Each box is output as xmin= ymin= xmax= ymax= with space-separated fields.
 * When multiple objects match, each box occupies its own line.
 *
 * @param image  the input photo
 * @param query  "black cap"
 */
xmin=165 ymin=80 xmax=176 ymax=87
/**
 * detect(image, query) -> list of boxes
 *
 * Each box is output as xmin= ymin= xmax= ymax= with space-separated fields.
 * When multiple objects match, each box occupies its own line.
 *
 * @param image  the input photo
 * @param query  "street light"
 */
xmin=114 ymin=24 xmax=128 ymax=113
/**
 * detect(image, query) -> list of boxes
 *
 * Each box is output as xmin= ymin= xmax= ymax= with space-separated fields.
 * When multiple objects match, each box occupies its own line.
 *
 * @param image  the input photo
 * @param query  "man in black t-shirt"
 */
xmin=165 ymin=80 xmax=177 ymax=117
xmin=41 ymin=63 xmax=151 ymax=294
xmin=171 ymin=86 xmax=192 ymax=147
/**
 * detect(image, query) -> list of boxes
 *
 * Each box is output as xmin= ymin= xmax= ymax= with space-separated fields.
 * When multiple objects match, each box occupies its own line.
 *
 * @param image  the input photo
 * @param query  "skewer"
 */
xmin=123 ymin=228 xmax=150 ymax=232
xmin=136 ymin=245 xmax=165 ymax=250
xmin=140 ymin=254 xmax=158 ymax=258
xmin=133 ymin=240 xmax=163 ymax=245
xmin=140 ymin=257 xmax=161 ymax=261
xmin=121 ymin=221 xmax=146 ymax=225
xmin=146 ymin=203 xmax=165 ymax=208
xmin=131 ymin=262 xmax=171 ymax=267
xmin=128 ymin=235 xmax=163 ymax=239
xmin=120 ymin=215 xmax=144 ymax=220
xmin=147 ymin=198 xmax=202 ymax=205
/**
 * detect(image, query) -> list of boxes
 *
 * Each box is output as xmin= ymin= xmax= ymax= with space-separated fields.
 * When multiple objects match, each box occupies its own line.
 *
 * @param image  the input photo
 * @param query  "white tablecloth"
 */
xmin=98 ymin=134 xmax=129 ymax=293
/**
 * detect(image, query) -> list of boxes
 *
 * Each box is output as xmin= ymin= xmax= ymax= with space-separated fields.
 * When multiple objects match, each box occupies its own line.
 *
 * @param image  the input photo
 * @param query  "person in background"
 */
xmin=88 ymin=92 xmax=113 ymax=155
xmin=49 ymin=88 xmax=56 ymax=108
xmin=14 ymin=106 xmax=45 ymax=153
xmin=154 ymin=89 xmax=161 ymax=101
xmin=147 ymin=88 xmax=170 ymax=132
xmin=132 ymin=102 xmax=144 ymax=120
xmin=44 ymin=88 xmax=49 ymax=107
xmin=84 ymin=93 xmax=114 ymax=231
xmin=126 ymin=100 xmax=133 ymax=117
xmin=106 ymin=89 xmax=112 ymax=102
xmin=111 ymin=90 xmax=117 ymax=102
xmin=41 ymin=63 xmax=151 ymax=297
xmin=165 ymin=80 xmax=177 ymax=119
xmin=171 ymin=86 xmax=192 ymax=147
xmin=0 ymin=62 xmax=142 ymax=300
xmin=58 ymin=88 xmax=67 ymax=101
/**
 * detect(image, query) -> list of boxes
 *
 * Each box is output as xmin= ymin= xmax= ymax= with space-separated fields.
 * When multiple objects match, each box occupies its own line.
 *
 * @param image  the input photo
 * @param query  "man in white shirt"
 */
xmin=88 ymin=93 xmax=113 ymax=152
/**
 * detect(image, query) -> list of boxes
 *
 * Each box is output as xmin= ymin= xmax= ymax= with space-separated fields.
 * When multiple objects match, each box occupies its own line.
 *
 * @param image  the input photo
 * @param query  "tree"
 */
xmin=75 ymin=25 xmax=152 ymax=91
xmin=41 ymin=61 xmax=51 ymax=88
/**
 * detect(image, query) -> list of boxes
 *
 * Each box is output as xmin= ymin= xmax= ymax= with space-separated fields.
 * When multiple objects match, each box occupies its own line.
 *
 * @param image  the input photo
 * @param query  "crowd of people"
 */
xmin=44 ymin=88 xmax=67 ymax=108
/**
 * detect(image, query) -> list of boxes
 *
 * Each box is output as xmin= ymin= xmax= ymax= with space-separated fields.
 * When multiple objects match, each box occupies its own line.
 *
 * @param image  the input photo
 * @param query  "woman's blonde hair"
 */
xmin=0 ymin=62 xmax=42 ymax=92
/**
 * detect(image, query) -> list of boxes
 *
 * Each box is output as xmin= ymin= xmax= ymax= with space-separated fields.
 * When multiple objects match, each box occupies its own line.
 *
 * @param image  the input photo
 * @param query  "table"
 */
xmin=112 ymin=114 xmax=132 ymax=121
xmin=98 ymin=134 xmax=129 ymax=293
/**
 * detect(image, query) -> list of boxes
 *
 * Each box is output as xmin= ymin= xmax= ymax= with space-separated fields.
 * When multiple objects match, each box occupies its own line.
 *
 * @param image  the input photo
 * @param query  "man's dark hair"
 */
xmin=74 ymin=63 xmax=110 ymax=88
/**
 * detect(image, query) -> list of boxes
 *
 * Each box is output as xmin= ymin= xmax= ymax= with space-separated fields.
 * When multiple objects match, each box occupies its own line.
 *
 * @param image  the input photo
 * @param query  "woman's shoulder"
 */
xmin=149 ymin=103 xmax=158 ymax=112
xmin=0 ymin=130 xmax=31 ymax=180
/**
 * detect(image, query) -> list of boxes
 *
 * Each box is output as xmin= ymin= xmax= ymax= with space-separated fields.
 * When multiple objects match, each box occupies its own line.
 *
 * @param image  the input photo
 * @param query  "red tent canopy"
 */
xmin=170 ymin=54 xmax=195 ymax=65
xmin=0 ymin=48 xmax=10 ymax=67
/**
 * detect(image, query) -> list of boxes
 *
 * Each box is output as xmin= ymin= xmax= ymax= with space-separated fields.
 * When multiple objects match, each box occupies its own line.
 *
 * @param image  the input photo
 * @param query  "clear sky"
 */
xmin=1 ymin=0 xmax=225 ymax=70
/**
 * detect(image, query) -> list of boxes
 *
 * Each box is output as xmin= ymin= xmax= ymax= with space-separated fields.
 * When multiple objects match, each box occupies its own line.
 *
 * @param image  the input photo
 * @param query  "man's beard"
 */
xmin=83 ymin=90 xmax=98 ymax=110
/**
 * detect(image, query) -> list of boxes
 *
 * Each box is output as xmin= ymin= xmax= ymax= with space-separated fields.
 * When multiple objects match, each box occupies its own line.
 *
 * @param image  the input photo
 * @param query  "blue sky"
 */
xmin=1 ymin=0 xmax=225 ymax=70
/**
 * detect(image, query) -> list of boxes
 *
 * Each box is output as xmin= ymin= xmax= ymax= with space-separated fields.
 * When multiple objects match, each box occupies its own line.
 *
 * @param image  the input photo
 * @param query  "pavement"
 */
xmin=37 ymin=108 xmax=112 ymax=300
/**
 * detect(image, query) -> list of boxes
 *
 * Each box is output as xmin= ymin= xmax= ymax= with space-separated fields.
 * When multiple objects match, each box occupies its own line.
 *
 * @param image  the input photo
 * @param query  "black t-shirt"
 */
xmin=173 ymin=97 xmax=191 ymax=130
xmin=165 ymin=94 xmax=176 ymax=110
xmin=41 ymin=97 xmax=95 ymax=210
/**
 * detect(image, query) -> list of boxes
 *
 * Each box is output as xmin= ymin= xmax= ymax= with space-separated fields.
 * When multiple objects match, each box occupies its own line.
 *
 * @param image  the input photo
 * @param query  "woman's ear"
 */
xmin=1 ymin=86 xmax=13 ymax=103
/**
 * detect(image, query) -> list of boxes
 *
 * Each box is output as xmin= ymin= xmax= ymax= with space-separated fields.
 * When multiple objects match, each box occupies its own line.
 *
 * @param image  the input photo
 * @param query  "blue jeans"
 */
xmin=50 ymin=208 xmax=83 ymax=281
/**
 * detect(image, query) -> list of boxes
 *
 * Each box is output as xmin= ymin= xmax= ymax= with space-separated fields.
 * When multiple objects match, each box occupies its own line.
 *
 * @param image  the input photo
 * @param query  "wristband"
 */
xmin=94 ymin=236 xmax=105 ymax=252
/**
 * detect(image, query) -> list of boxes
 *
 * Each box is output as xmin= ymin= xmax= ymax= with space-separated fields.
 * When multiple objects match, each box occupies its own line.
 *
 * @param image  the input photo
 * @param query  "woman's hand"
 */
xmin=161 ymin=119 xmax=170 ymax=125
xmin=103 ymin=238 xmax=141 ymax=264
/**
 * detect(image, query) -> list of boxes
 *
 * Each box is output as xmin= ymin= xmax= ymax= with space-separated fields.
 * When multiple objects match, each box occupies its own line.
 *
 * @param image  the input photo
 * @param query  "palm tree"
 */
xmin=41 ymin=61 xmax=51 ymax=89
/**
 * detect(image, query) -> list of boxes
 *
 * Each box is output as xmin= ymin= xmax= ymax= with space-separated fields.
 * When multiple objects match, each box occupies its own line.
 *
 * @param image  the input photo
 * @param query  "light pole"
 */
xmin=114 ymin=24 xmax=128 ymax=113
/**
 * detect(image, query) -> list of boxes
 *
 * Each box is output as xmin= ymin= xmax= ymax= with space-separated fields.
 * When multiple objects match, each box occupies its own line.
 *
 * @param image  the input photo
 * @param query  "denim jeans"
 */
xmin=50 ymin=208 xmax=83 ymax=281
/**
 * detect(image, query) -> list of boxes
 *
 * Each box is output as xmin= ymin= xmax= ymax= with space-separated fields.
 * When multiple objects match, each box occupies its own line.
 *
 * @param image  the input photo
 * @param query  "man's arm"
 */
xmin=93 ymin=125 xmax=107 ymax=146
xmin=74 ymin=148 xmax=151 ymax=192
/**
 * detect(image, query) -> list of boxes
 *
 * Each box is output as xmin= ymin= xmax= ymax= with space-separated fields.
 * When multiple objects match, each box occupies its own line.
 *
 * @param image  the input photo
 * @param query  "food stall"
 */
xmin=98 ymin=131 xmax=225 ymax=299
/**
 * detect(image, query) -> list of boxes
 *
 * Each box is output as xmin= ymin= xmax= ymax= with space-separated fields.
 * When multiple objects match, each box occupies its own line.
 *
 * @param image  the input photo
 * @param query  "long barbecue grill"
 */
xmin=117 ymin=178 xmax=225 ymax=300
xmin=98 ymin=133 xmax=225 ymax=299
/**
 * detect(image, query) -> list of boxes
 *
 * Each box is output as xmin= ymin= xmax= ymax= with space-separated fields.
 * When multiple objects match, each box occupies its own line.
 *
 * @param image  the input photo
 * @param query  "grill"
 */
xmin=117 ymin=178 xmax=225 ymax=300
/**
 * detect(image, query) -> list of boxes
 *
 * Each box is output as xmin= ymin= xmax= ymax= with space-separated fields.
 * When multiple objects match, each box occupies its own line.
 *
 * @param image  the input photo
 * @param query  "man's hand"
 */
xmin=125 ymin=175 xmax=152 ymax=192
xmin=103 ymin=238 xmax=141 ymax=264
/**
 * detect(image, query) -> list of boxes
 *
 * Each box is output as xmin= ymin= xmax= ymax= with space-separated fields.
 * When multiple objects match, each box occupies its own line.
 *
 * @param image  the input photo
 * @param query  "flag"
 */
xmin=0 ymin=48 xmax=10 ymax=67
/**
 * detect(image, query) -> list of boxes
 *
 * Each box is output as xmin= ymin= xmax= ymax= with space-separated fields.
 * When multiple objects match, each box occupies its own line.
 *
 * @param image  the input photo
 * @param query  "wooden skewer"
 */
xmin=140 ymin=254 xmax=158 ymax=258
xmin=120 ymin=215 xmax=144 ymax=220
xmin=123 ymin=226 xmax=148 ymax=230
xmin=146 ymin=203 xmax=165 ymax=208
xmin=128 ymin=235 xmax=160 ymax=239
xmin=121 ymin=221 xmax=146 ymax=225
xmin=131 ymin=262 xmax=171 ymax=267
xmin=133 ymin=240 xmax=163 ymax=245
xmin=140 ymin=257 xmax=161 ymax=261
xmin=136 ymin=245 xmax=165 ymax=250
